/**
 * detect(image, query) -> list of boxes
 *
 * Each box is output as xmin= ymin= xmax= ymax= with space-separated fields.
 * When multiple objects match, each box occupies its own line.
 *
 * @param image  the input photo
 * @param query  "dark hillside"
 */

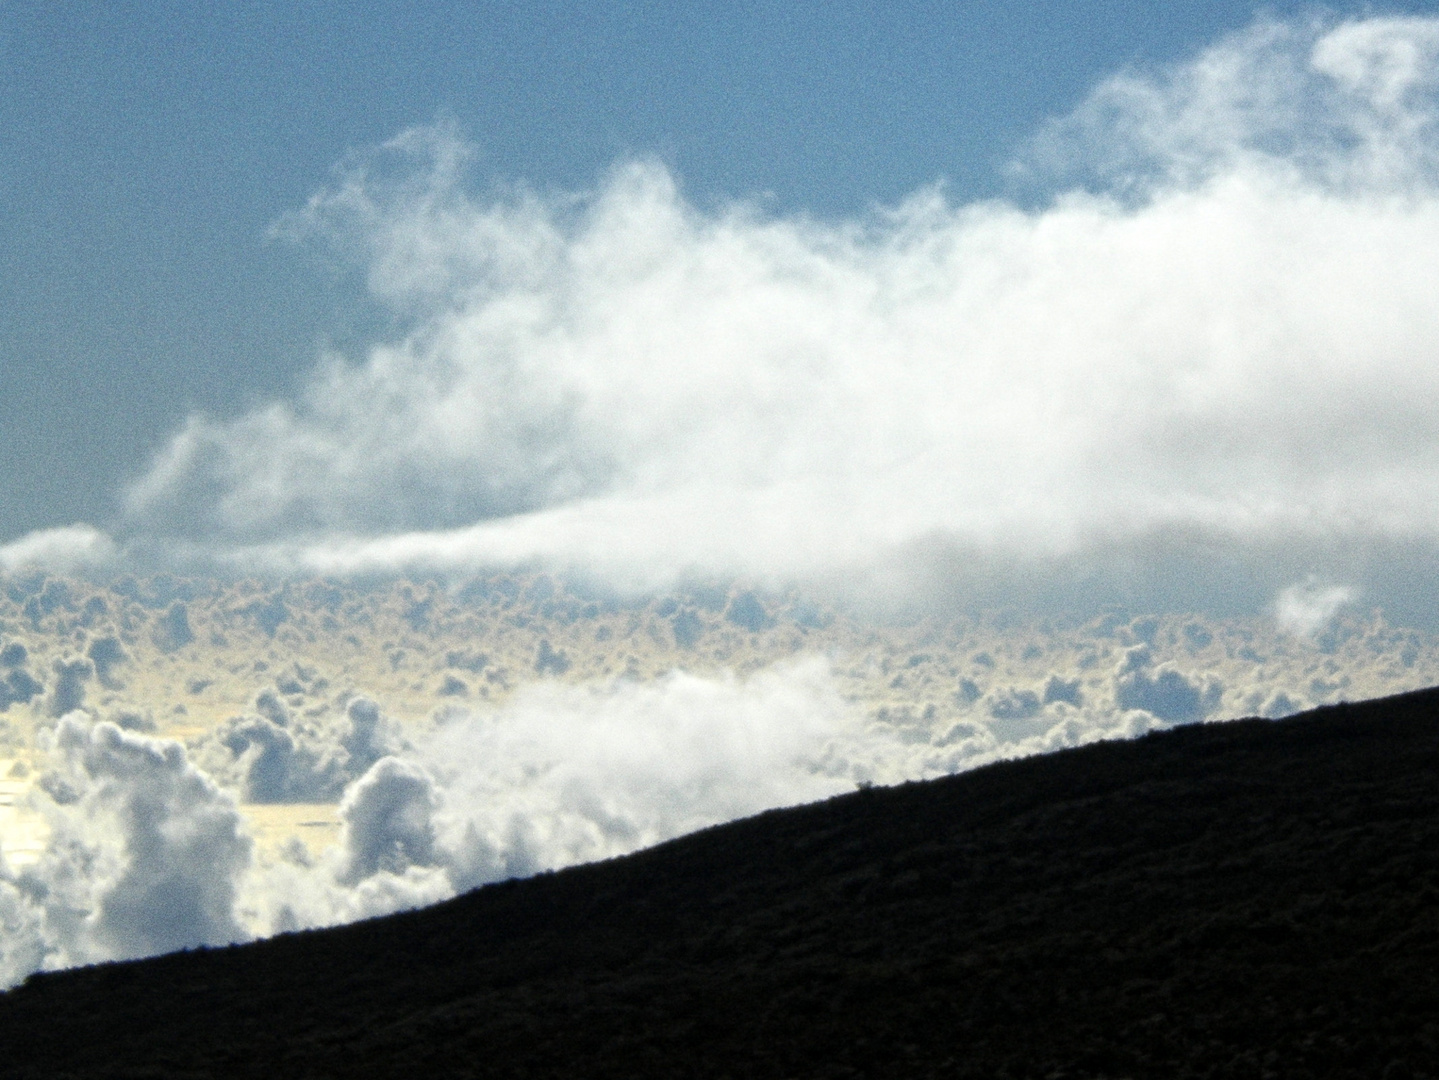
xmin=4 ymin=690 xmax=1439 ymax=1078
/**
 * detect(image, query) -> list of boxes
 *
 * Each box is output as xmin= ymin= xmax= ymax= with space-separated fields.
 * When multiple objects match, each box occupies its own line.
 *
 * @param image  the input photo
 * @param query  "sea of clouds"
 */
xmin=2 ymin=578 xmax=1416 ymax=984
xmin=0 ymin=660 xmax=982 ymax=984
xmin=4 ymin=13 xmax=1439 ymax=983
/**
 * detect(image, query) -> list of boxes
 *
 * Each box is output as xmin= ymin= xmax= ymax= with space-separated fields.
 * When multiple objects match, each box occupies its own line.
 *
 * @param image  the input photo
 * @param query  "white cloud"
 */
xmin=3 ymin=593 xmax=1437 ymax=986
xmin=0 ymin=660 xmax=901 ymax=983
xmin=337 ymin=755 xmax=440 ymax=885
xmin=0 ymin=655 xmax=1100 ymax=982
xmin=1275 ymin=578 xmax=1357 ymax=638
xmin=0 ymin=878 xmax=47 ymax=990
xmin=1113 ymin=645 xmax=1223 ymax=724
xmin=108 ymin=15 xmax=1439 ymax=619
xmin=191 ymin=693 xmax=402 ymax=804
xmin=0 ymin=527 xmax=116 ymax=575
xmin=8 ymin=718 xmax=251 ymax=973
xmin=422 ymin=659 xmax=875 ymax=888
xmin=1019 ymin=15 xmax=1439 ymax=195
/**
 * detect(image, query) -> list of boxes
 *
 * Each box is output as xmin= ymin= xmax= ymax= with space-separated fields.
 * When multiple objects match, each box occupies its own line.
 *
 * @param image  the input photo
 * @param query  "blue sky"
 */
xmin=0 ymin=0 xmax=1391 ymax=539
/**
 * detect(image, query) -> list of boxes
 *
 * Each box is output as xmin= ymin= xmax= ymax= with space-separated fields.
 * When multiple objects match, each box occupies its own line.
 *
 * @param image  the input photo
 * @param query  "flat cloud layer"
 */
xmin=98 ymin=15 xmax=1439 ymax=619
xmin=1 ymin=567 xmax=1435 ymax=986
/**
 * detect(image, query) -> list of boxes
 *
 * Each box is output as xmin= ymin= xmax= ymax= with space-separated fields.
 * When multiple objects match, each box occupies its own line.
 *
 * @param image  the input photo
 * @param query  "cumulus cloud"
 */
xmin=4 ymin=597 xmax=1427 ymax=987
xmin=422 ymin=659 xmax=873 ymax=888
xmin=0 ymin=642 xmax=44 ymax=713
xmin=194 ymin=694 xmax=402 ymax=804
xmin=10 ymin=719 xmax=250 ymax=972
xmin=1113 ymin=646 xmax=1223 ymax=725
xmin=0 ymin=527 xmax=116 ymax=576
xmin=236 ymin=658 xmax=887 ymax=928
xmin=1275 ymin=578 xmax=1356 ymax=638
xmin=0 ymin=661 xmax=899 ymax=982
xmin=45 ymin=658 xmax=92 ymax=718
xmin=101 ymin=15 xmax=1439 ymax=619
xmin=337 ymin=756 xmax=439 ymax=885
xmin=86 ymin=635 xmax=128 ymax=689
xmin=151 ymin=602 xmax=195 ymax=652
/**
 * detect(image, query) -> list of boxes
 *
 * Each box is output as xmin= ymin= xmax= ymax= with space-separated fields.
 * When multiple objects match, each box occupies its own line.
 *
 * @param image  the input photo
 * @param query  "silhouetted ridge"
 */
xmin=4 ymin=689 xmax=1439 ymax=1078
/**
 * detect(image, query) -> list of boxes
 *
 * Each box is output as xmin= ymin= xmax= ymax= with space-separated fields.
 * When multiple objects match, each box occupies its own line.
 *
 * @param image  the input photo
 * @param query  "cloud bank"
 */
xmin=91 ymin=15 xmax=1439 ymax=619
